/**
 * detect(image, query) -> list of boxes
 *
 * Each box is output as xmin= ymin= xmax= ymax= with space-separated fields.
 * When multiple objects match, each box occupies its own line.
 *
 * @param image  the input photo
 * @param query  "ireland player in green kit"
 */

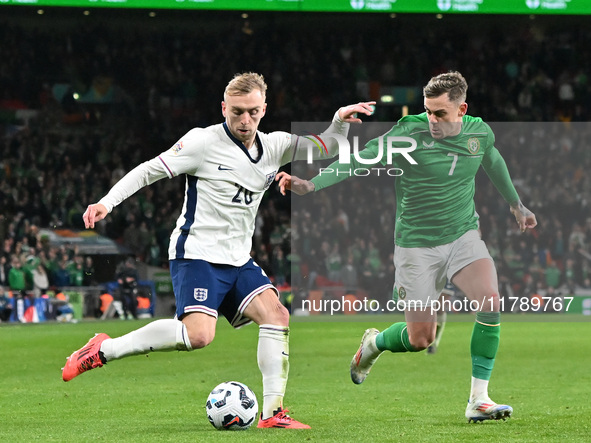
xmin=276 ymin=71 xmax=537 ymax=422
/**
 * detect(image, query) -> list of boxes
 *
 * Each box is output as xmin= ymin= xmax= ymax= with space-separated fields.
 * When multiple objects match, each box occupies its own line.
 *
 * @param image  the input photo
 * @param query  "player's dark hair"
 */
xmin=225 ymin=72 xmax=267 ymax=99
xmin=423 ymin=71 xmax=467 ymax=103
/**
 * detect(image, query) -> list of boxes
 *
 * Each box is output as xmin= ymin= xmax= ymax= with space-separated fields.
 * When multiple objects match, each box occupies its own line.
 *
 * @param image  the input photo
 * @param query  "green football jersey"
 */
xmin=311 ymin=113 xmax=519 ymax=248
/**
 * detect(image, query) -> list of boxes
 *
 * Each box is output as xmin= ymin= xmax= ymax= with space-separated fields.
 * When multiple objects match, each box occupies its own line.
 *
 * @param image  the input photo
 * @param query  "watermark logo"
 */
xmin=302 ymin=133 xmax=418 ymax=166
xmin=302 ymin=132 xmax=330 ymax=156
xmin=337 ymin=135 xmax=417 ymax=165
xmin=302 ymin=132 xmax=418 ymax=177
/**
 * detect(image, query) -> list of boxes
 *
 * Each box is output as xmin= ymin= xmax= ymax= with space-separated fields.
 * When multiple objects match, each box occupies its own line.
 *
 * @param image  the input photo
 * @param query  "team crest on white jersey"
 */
xmin=194 ymin=288 xmax=208 ymax=301
xmin=172 ymin=141 xmax=184 ymax=155
xmin=264 ymin=171 xmax=277 ymax=190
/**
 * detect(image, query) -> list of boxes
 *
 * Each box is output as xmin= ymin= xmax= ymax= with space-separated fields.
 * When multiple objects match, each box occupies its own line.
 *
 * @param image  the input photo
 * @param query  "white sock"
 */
xmin=367 ymin=333 xmax=380 ymax=358
xmin=100 ymin=319 xmax=192 ymax=361
xmin=470 ymin=376 xmax=490 ymax=402
xmin=258 ymin=324 xmax=289 ymax=419
xmin=434 ymin=311 xmax=447 ymax=347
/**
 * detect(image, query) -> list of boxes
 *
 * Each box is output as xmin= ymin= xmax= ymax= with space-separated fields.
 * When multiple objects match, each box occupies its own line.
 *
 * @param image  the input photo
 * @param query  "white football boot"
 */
xmin=465 ymin=397 xmax=513 ymax=423
xmin=350 ymin=328 xmax=382 ymax=384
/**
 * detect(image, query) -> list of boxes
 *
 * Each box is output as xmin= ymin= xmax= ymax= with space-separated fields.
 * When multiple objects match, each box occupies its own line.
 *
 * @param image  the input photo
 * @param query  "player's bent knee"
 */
xmin=409 ymin=337 xmax=432 ymax=351
xmin=181 ymin=312 xmax=217 ymax=349
xmin=187 ymin=331 xmax=215 ymax=350
xmin=407 ymin=332 xmax=434 ymax=351
xmin=274 ymin=301 xmax=290 ymax=325
xmin=261 ymin=298 xmax=289 ymax=326
xmin=480 ymin=293 xmax=500 ymax=312
xmin=246 ymin=289 xmax=290 ymax=326
xmin=183 ymin=322 xmax=215 ymax=349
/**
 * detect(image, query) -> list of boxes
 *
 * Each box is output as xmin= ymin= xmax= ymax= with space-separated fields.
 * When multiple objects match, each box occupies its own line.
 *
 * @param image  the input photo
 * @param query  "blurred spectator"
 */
xmin=53 ymin=259 xmax=71 ymax=288
xmin=136 ymin=291 xmax=152 ymax=319
xmin=527 ymin=256 xmax=545 ymax=288
xmin=564 ymin=258 xmax=577 ymax=294
xmin=0 ymin=286 xmax=13 ymax=322
xmin=83 ymin=256 xmax=96 ymax=286
xmin=287 ymin=245 xmax=302 ymax=289
xmin=54 ymin=290 xmax=75 ymax=323
xmin=68 ymin=255 xmax=84 ymax=286
xmin=98 ymin=291 xmax=114 ymax=318
xmin=553 ymin=229 xmax=565 ymax=261
xmin=269 ymin=225 xmax=285 ymax=250
xmin=32 ymin=263 xmax=49 ymax=298
xmin=0 ymin=255 xmax=9 ymax=287
xmin=8 ymin=256 xmax=26 ymax=295
xmin=147 ymin=237 xmax=161 ymax=267
xmin=545 ymin=261 xmax=562 ymax=289
xmin=341 ymin=255 xmax=359 ymax=295
xmin=254 ymin=244 xmax=272 ymax=277
xmin=42 ymin=248 xmax=60 ymax=284
xmin=22 ymin=254 xmax=39 ymax=290
xmin=271 ymin=246 xmax=288 ymax=287
xmin=325 ymin=243 xmax=343 ymax=283
xmin=116 ymin=257 xmax=139 ymax=320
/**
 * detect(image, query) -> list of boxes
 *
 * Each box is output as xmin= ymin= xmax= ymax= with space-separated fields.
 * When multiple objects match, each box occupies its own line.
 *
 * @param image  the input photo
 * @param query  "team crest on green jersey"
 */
xmin=398 ymin=286 xmax=407 ymax=300
xmin=467 ymin=137 xmax=480 ymax=154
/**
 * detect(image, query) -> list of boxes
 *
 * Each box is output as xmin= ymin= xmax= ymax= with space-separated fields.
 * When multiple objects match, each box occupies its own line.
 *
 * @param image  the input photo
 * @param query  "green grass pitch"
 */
xmin=1 ymin=315 xmax=590 ymax=442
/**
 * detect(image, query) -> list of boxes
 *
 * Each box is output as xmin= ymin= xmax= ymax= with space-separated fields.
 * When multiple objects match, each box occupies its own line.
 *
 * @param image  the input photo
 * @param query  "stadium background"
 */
xmin=1 ymin=4 xmax=591 ymax=319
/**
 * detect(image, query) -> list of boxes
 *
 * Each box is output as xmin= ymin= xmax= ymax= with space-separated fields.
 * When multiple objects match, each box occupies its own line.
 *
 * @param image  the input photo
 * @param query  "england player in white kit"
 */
xmin=62 ymin=72 xmax=375 ymax=429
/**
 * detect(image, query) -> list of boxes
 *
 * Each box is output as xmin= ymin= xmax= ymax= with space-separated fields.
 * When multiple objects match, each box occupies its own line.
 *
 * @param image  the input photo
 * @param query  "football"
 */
xmin=205 ymin=381 xmax=259 ymax=430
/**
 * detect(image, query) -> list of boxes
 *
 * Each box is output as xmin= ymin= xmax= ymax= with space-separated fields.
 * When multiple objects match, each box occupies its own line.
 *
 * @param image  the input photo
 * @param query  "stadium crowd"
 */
xmin=1 ymin=9 xmax=591 ymax=316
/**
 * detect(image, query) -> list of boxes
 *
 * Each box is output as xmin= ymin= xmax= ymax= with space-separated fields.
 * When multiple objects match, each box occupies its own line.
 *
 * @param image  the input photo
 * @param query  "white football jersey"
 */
xmin=98 ymin=114 xmax=347 ymax=266
xmin=161 ymin=123 xmax=294 ymax=265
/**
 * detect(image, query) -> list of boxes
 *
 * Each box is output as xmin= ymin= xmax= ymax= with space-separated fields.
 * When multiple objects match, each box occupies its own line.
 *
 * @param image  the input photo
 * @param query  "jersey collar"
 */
xmin=222 ymin=122 xmax=263 ymax=163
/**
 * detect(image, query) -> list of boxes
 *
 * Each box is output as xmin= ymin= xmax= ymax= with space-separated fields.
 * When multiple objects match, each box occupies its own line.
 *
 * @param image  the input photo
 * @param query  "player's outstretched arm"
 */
xmin=510 ymin=201 xmax=537 ymax=232
xmin=338 ymin=101 xmax=376 ymax=123
xmin=81 ymin=157 xmax=170 ymax=229
xmin=285 ymin=101 xmax=376 ymax=165
xmin=276 ymin=172 xmax=314 ymax=196
xmin=482 ymin=147 xmax=537 ymax=232
xmin=83 ymin=203 xmax=109 ymax=229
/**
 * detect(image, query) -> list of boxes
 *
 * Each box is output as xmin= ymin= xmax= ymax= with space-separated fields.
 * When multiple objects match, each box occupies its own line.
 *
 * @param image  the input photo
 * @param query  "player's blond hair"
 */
xmin=224 ymin=72 xmax=267 ymax=100
xmin=423 ymin=71 xmax=467 ymax=103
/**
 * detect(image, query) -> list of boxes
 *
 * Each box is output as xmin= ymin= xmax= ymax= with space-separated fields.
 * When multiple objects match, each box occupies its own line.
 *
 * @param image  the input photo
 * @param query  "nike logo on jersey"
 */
xmin=218 ymin=165 xmax=233 ymax=171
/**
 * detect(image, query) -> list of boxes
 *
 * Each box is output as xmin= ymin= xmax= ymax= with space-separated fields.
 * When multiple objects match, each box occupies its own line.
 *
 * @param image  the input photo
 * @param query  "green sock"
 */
xmin=375 ymin=322 xmax=418 ymax=353
xmin=470 ymin=312 xmax=501 ymax=380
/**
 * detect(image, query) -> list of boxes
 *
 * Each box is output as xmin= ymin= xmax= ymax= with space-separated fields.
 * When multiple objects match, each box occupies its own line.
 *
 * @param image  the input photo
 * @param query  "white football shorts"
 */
xmin=393 ymin=229 xmax=492 ymax=308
